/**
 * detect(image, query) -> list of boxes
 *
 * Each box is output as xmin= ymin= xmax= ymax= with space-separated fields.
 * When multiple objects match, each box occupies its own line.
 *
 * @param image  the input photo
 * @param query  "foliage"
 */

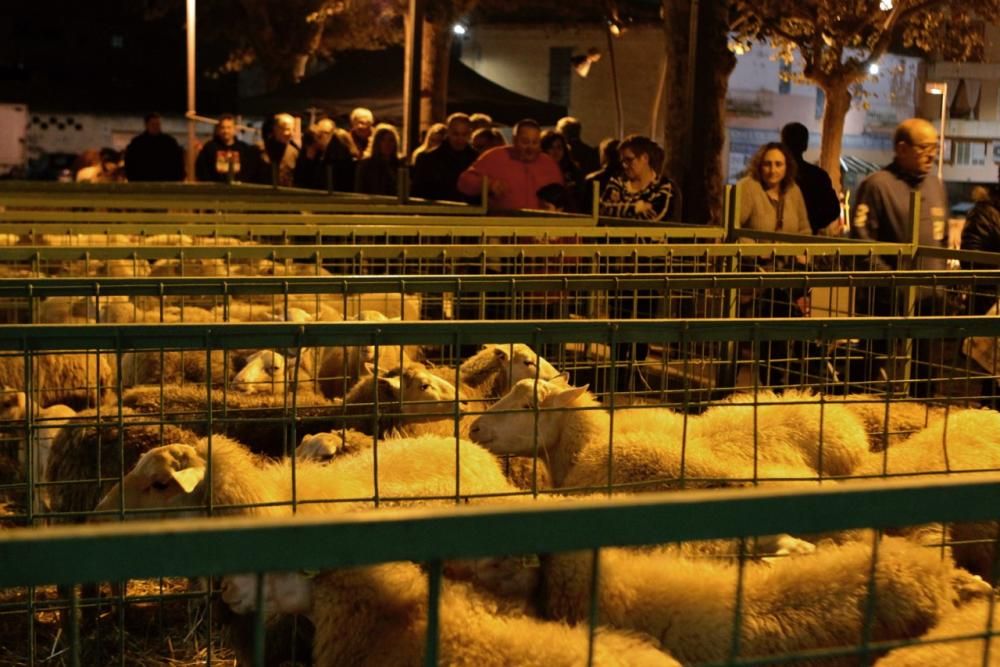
xmin=732 ymin=0 xmax=1000 ymax=87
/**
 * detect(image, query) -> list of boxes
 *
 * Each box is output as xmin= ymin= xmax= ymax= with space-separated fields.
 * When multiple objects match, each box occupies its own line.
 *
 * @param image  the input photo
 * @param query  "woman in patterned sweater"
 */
xmin=598 ymin=135 xmax=680 ymax=222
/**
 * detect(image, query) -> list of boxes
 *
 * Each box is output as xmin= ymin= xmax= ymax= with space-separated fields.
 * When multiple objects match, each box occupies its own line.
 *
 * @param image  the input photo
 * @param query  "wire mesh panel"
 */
xmin=1 ymin=479 xmax=999 ymax=666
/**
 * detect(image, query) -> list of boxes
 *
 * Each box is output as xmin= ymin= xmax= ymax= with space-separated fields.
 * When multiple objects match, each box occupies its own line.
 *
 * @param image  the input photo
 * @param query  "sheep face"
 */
xmin=233 ymin=350 xmax=297 ymax=393
xmin=297 ymin=432 xmax=344 ymax=462
xmin=469 ymin=379 xmax=590 ymax=455
xmin=506 ymin=344 xmax=563 ymax=385
xmin=93 ymin=443 xmax=207 ymax=516
xmin=379 ymin=366 xmax=464 ymax=416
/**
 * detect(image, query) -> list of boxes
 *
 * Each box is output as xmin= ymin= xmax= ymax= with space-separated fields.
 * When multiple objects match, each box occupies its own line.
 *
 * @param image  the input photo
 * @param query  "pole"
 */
xmin=937 ymin=82 xmax=947 ymax=181
xmin=185 ymin=0 xmax=197 ymax=182
xmin=605 ymin=26 xmax=623 ymax=139
xmin=402 ymin=0 xmax=425 ymax=157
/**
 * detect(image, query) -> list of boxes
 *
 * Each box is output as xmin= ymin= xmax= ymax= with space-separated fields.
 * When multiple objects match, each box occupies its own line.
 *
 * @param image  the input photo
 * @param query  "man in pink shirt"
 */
xmin=457 ymin=119 xmax=565 ymax=211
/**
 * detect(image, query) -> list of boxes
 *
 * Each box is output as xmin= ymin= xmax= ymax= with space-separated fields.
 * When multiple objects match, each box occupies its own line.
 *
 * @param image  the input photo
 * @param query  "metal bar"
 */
xmin=0 ymin=315 xmax=996 ymax=351
xmin=1 ymin=477 xmax=999 ymax=587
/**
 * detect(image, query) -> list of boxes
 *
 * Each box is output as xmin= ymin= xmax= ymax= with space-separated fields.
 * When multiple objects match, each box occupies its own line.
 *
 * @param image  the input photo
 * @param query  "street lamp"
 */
xmin=925 ymin=81 xmax=948 ymax=180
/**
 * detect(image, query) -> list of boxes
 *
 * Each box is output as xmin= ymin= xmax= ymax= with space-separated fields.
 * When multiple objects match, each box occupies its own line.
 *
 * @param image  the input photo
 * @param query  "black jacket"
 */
xmin=794 ymin=157 xmax=841 ymax=233
xmin=960 ymin=194 xmax=1000 ymax=314
xmin=124 ymin=132 xmax=185 ymax=182
xmin=411 ymin=143 xmax=478 ymax=202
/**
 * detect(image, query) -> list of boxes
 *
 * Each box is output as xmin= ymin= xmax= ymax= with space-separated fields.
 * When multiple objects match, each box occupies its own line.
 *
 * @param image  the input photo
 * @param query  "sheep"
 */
xmin=692 ymin=389 xmax=870 ymax=477
xmin=222 ymin=561 xmax=679 ymax=667
xmin=232 ymin=349 xmax=314 ymax=394
xmin=99 ymin=302 xmax=217 ymax=324
xmin=93 ymin=432 xmax=520 ymax=518
xmin=824 ymin=393 xmax=947 ymax=451
xmin=858 ymin=408 xmax=1000 ymax=476
xmin=296 ymin=429 xmax=375 ymax=462
xmin=0 ymin=390 xmax=75 ymax=511
xmin=120 ymin=383 xmax=340 ymax=459
xmin=338 ymin=363 xmax=471 ymax=439
xmin=232 ymin=310 xmax=413 ymax=399
xmin=542 ymin=537 xmax=979 ymax=666
xmin=875 ymin=599 xmax=1000 ymax=666
xmin=119 ymin=348 xmax=239 ymax=388
xmin=456 ymin=343 xmax=566 ymax=407
xmin=855 ymin=408 xmax=1000 ymax=579
xmin=469 ymin=379 xmax=822 ymax=492
xmin=0 ymin=351 xmax=114 ymax=410
xmin=46 ymin=407 xmax=200 ymax=522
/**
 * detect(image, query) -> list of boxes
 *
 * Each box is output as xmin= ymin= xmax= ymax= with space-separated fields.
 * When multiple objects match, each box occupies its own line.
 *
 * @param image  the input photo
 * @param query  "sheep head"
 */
xmin=232 ymin=349 xmax=310 ymax=393
xmin=297 ymin=432 xmax=345 ymax=462
xmin=94 ymin=443 xmax=207 ymax=515
xmin=507 ymin=344 xmax=564 ymax=386
xmin=0 ymin=388 xmax=26 ymax=419
xmin=469 ymin=378 xmax=591 ymax=455
xmin=376 ymin=365 xmax=465 ymax=416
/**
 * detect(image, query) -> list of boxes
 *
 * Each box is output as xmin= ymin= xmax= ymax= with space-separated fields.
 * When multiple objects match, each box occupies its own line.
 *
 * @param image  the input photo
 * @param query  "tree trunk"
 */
xmin=818 ymin=81 xmax=852 ymax=194
xmin=420 ymin=19 xmax=452 ymax=134
xmin=662 ymin=0 xmax=735 ymax=226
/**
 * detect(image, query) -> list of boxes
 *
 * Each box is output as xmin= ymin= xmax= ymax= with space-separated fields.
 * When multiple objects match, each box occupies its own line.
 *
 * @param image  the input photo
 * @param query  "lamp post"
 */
xmin=186 ymin=0 xmax=196 ymax=182
xmin=925 ymin=81 xmax=948 ymax=181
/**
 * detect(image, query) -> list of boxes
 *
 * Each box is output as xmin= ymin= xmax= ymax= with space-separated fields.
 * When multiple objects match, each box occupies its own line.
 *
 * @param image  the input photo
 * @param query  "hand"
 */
xmin=633 ymin=200 xmax=651 ymax=214
xmin=489 ymin=179 xmax=509 ymax=198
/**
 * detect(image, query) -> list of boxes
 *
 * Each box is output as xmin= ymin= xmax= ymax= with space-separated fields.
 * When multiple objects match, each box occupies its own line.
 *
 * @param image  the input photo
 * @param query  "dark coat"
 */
xmin=411 ymin=143 xmax=478 ymax=202
xmin=124 ymin=132 xmax=185 ymax=182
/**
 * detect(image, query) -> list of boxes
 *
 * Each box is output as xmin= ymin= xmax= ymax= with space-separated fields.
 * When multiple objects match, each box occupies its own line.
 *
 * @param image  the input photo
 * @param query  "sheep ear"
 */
xmin=170 ymin=466 xmax=206 ymax=494
xmin=378 ymin=375 xmax=402 ymax=396
xmin=362 ymin=362 xmax=377 ymax=377
xmin=549 ymin=385 xmax=589 ymax=407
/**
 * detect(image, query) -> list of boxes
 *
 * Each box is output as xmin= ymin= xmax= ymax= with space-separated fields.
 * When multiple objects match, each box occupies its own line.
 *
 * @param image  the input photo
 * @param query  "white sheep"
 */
xmin=232 ymin=310 xmax=413 ymax=399
xmin=693 ymin=389 xmax=870 ymax=477
xmin=222 ymin=562 xmax=679 ymax=667
xmin=542 ymin=537 xmax=979 ymax=666
xmin=469 ymin=379 xmax=821 ymax=491
xmin=339 ymin=363 xmax=470 ymax=439
xmin=0 ymin=390 xmax=75 ymax=511
xmin=456 ymin=343 xmax=566 ymax=407
xmin=823 ymin=393 xmax=947 ymax=451
xmin=94 ymin=432 xmax=520 ymax=518
xmin=296 ymin=429 xmax=375 ymax=461
xmin=0 ymin=351 xmax=114 ymax=410
xmin=855 ymin=408 xmax=1000 ymax=579
xmin=46 ymin=407 xmax=201 ymax=522
xmin=99 ymin=302 xmax=217 ymax=324
xmin=875 ymin=599 xmax=1000 ymax=666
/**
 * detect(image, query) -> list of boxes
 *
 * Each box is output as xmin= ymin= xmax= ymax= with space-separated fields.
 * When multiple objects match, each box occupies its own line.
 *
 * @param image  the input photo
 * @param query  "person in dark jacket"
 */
xmin=960 ymin=173 xmax=1000 ymax=314
xmin=780 ymin=122 xmax=842 ymax=235
xmin=556 ymin=116 xmax=600 ymax=176
xmin=411 ymin=113 xmax=478 ymax=202
xmin=124 ymin=113 xmax=185 ymax=182
xmin=355 ymin=123 xmax=402 ymax=195
xmin=194 ymin=114 xmax=257 ymax=182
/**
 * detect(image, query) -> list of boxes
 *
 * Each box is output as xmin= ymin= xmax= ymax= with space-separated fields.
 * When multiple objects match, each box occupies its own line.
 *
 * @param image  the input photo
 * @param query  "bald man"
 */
xmin=851 ymin=118 xmax=948 ymax=270
xmin=850 ymin=117 xmax=949 ymax=396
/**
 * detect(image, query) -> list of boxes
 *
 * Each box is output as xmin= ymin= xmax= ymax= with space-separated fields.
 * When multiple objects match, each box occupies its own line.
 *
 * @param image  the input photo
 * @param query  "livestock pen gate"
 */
xmin=1 ymin=185 xmax=1000 ymax=664
xmin=0 ymin=316 xmax=1000 ymax=665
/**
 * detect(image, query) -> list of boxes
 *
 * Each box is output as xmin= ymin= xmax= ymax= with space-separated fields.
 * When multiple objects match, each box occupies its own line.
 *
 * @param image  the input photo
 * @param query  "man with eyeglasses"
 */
xmin=850 ymin=117 xmax=950 ymax=396
xmin=851 ymin=118 xmax=948 ymax=266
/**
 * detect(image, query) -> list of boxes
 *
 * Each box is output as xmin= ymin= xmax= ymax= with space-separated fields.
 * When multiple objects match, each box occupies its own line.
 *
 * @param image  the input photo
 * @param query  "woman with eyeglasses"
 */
xmin=598 ymin=135 xmax=680 ymax=222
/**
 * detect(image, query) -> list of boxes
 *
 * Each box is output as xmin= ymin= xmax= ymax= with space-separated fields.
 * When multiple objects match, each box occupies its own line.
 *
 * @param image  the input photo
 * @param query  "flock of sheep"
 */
xmin=3 ymin=306 xmax=999 ymax=665
xmin=0 ymin=232 xmax=996 ymax=665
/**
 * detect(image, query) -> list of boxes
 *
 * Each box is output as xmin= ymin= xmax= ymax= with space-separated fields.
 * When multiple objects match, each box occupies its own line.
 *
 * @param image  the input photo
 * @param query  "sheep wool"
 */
xmin=543 ymin=538 xmax=966 ymax=666
xmin=94 ymin=432 xmax=520 ymax=517
xmin=310 ymin=561 xmax=679 ymax=667
xmin=875 ymin=599 xmax=1000 ymax=666
xmin=0 ymin=352 xmax=114 ymax=410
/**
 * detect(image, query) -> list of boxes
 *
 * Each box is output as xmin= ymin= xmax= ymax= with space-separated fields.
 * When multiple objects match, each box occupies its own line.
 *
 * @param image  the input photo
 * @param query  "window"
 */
xmin=952 ymin=140 xmax=988 ymax=166
xmin=548 ymin=47 xmax=572 ymax=107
